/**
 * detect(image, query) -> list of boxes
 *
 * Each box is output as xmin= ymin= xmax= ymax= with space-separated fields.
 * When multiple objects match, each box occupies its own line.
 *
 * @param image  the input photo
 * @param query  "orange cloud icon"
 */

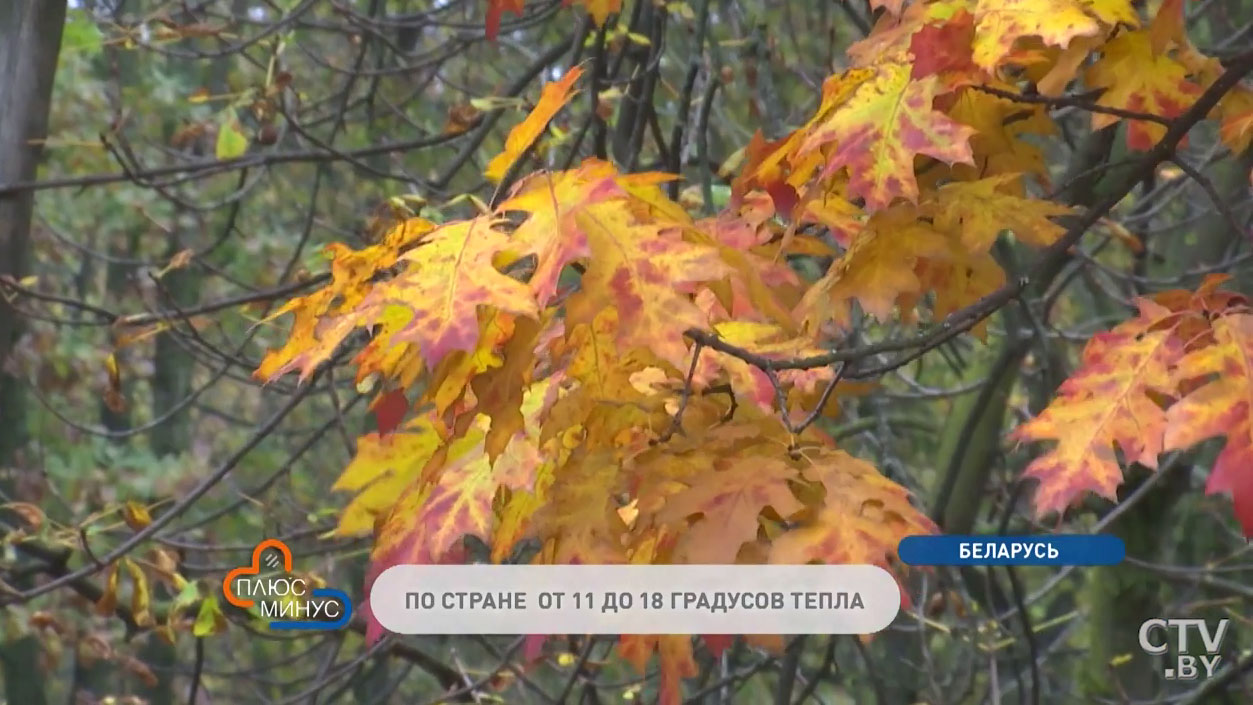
xmin=223 ymin=539 xmax=294 ymax=608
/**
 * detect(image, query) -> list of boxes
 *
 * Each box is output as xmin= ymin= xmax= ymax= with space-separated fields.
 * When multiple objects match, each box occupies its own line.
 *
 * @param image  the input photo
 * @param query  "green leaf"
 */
xmin=216 ymin=116 xmax=248 ymax=160
xmin=469 ymin=96 xmax=525 ymax=112
xmin=62 ymin=11 xmax=104 ymax=56
xmin=193 ymin=594 xmax=226 ymax=636
xmin=173 ymin=580 xmax=201 ymax=610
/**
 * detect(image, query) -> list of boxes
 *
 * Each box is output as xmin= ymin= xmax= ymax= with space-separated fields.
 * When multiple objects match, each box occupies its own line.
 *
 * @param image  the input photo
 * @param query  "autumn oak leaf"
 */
xmin=362 ymin=413 xmax=545 ymax=638
xmin=971 ymin=0 xmax=1107 ymax=72
xmin=926 ymin=173 xmax=1072 ymax=252
xmin=796 ymin=62 xmax=975 ymax=211
xmin=799 ymin=203 xmax=950 ymax=331
xmin=362 ymin=217 xmax=539 ymax=370
xmin=769 ymin=448 xmax=936 ymax=602
xmin=497 ymin=160 xmax=627 ymax=306
xmin=1086 ymin=30 xmax=1203 ymax=151
xmin=657 ymin=457 xmax=804 ymax=563
xmin=330 ymin=416 xmax=442 ymax=536
xmin=565 ymin=204 xmax=731 ymax=371
xmin=1164 ymin=313 xmax=1253 ymax=537
xmin=1011 ymin=300 xmax=1184 ymax=519
xmin=946 ymin=87 xmax=1056 ymax=181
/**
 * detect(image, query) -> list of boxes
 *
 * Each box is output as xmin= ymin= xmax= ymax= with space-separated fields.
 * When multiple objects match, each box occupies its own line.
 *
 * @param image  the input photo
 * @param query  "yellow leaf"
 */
xmin=124 ymin=558 xmax=154 ymax=627
xmin=122 ymin=501 xmax=152 ymax=531
xmin=799 ymin=203 xmax=948 ymax=331
xmin=565 ymin=202 xmax=730 ymax=372
xmin=971 ymin=0 xmax=1107 ymax=72
xmin=103 ymin=352 xmax=125 ymax=413
xmin=331 ymin=416 xmax=442 ymax=535
xmin=162 ymin=248 xmax=195 ymax=274
xmin=925 ymin=173 xmax=1072 ymax=252
xmin=946 ymin=87 xmax=1057 ymax=181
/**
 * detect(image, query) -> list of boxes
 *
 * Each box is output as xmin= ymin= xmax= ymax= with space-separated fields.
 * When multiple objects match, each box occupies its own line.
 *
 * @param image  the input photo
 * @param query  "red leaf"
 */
xmin=765 ymin=181 xmax=799 ymax=219
xmin=701 ymin=634 xmax=734 ymax=658
xmin=486 ymin=0 xmax=526 ymax=40
xmin=523 ymin=634 xmax=550 ymax=661
xmin=910 ymin=10 xmax=977 ymax=79
xmin=371 ymin=389 xmax=408 ymax=437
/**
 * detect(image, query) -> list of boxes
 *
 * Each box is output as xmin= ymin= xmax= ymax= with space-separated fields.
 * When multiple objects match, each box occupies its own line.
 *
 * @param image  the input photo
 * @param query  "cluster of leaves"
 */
xmin=1015 ymin=274 xmax=1253 ymax=534
xmin=243 ymin=0 xmax=1253 ymax=702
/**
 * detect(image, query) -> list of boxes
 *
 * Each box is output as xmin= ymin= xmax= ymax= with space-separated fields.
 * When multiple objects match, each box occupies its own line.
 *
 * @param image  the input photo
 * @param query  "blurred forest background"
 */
xmin=1 ymin=1 xmax=1252 ymax=704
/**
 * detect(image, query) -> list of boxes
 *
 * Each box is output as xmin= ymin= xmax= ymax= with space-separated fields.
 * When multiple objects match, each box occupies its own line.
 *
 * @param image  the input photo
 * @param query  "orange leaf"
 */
xmin=357 ymin=217 xmax=539 ymax=369
xmin=794 ymin=62 xmax=975 ymax=211
xmin=657 ymin=457 xmax=804 ymax=563
xmin=1011 ymin=300 xmax=1185 ymax=518
xmin=564 ymin=199 xmax=730 ymax=371
xmin=1086 ymin=30 xmax=1203 ymax=151
xmin=1164 ymin=313 xmax=1253 ymax=537
xmin=768 ymin=448 xmax=936 ymax=605
xmin=96 ymin=562 xmax=121 ymax=616
xmin=946 ymin=86 xmax=1056 ymax=181
xmin=798 ymin=203 xmax=950 ymax=331
xmin=1148 ymin=0 xmax=1185 ymax=56
xmin=484 ymin=66 xmax=584 ymax=182
xmin=1216 ymin=87 xmax=1253 ymax=155
xmin=575 ymin=0 xmax=621 ymax=25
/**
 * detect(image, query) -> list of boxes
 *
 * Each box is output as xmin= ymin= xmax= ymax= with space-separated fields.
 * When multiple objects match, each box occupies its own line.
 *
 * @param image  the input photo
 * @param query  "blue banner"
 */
xmin=897 ymin=534 xmax=1125 ymax=566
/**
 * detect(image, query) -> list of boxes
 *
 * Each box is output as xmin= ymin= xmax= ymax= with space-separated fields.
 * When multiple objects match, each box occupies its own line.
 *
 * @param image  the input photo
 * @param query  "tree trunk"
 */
xmin=0 ymin=3 xmax=68 ymax=704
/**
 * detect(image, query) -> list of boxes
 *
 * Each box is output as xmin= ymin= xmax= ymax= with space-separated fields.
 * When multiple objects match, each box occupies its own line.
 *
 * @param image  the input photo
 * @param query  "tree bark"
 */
xmin=0 ymin=3 xmax=68 ymax=704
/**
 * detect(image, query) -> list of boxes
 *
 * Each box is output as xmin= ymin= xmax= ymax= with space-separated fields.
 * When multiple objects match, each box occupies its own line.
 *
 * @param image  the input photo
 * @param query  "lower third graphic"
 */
xmin=223 ymin=539 xmax=353 ymax=631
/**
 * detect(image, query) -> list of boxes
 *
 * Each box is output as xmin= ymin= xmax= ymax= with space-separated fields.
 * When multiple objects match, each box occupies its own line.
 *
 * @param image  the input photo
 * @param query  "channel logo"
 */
xmin=223 ymin=539 xmax=353 ymax=631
